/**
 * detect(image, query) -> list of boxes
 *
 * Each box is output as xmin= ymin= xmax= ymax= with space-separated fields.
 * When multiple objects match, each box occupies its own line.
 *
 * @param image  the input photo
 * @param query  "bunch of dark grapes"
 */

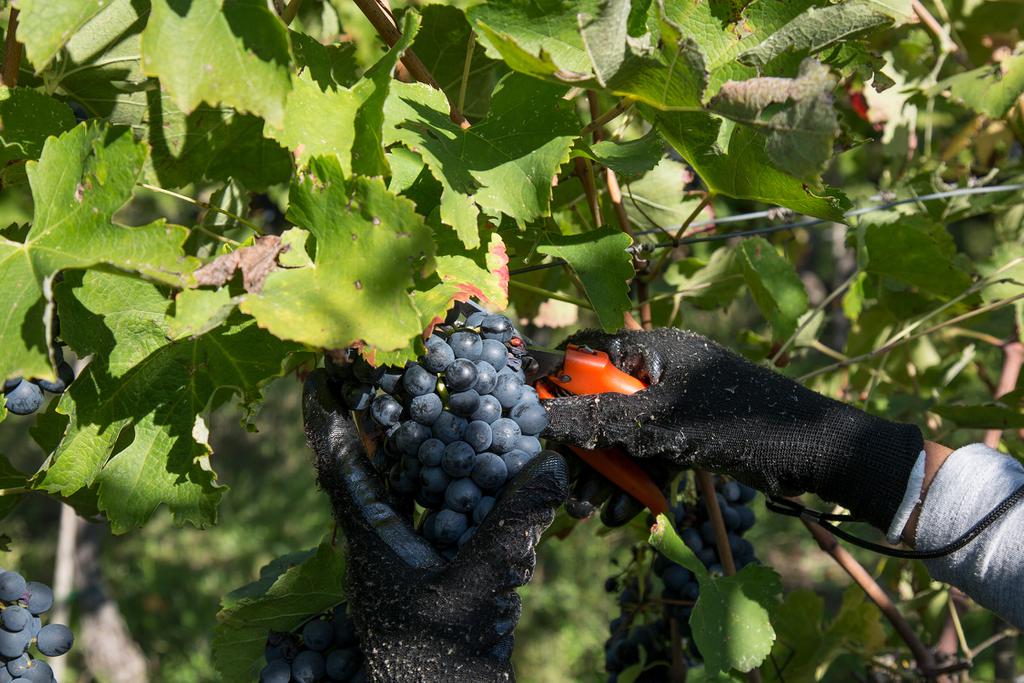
xmin=328 ymin=310 xmax=547 ymax=557
xmin=0 ymin=567 xmax=74 ymax=682
xmin=260 ymin=603 xmax=364 ymax=683
xmin=604 ymin=476 xmax=759 ymax=681
xmin=3 ymin=346 xmax=74 ymax=417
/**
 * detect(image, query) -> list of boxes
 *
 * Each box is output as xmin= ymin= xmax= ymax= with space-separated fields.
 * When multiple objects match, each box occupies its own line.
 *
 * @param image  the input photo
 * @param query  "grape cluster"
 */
xmin=329 ymin=310 xmax=547 ymax=556
xmin=260 ymin=603 xmax=364 ymax=683
xmin=0 ymin=567 xmax=74 ymax=682
xmin=604 ymin=476 xmax=759 ymax=680
xmin=2 ymin=347 xmax=74 ymax=417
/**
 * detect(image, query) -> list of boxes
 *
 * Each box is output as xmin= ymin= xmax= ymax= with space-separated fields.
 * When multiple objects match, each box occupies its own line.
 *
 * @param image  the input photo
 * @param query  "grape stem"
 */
xmin=2 ymin=8 xmax=22 ymax=87
xmin=281 ymin=0 xmax=304 ymax=25
xmin=580 ymin=98 xmax=632 ymax=138
xmin=0 ymin=487 xmax=29 ymax=496
xmin=136 ymin=182 xmax=263 ymax=239
xmin=456 ymin=31 xmax=475 ymax=116
xmin=508 ymin=280 xmax=593 ymax=310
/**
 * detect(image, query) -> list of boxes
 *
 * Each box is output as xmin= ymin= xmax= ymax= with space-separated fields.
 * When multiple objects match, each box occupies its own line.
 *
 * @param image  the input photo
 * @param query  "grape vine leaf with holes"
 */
xmin=0 ymin=88 xmax=75 ymax=166
xmin=650 ymin=514 xmax=781 ymax=674
xmin=537 ymin=227 xmax=634 ymax=330
xmin=32 ymin=270 xmax=300 ymax=533
xmin=141 ymin=0 xmax=293 ymax=128
xmin=0 ymin=122 xmax=192 ymax=383
xmin=10 ymin=0 xmax=114 ymax=71
xmin=267 ymin=12 xmax=419 ymax=175
xmin=212 ymin=541 xmax=346 ymax=683
xmin=767 ymin=587 xmax=886 ymax=682
xmin=738 ymin=237 xmax=811 ymax=344
xmin=238 ymin=157 xmax=434 ymax=361
xmin=383 ymin=74 xmax=579 ymax=248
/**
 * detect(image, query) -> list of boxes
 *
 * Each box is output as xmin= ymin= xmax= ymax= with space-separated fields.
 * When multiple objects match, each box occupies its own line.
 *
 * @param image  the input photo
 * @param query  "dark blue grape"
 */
xmin=470 ymin=395 xmax=502 ymax=424
xmin=25 ymin=582 xmax=52 ymax=616
xmin=421 ymin=512 xmax=438 ymax=541
xmin=36 ymin=623 xmax=73 ymax=657
xmin=379 ymin=369 xmax=403 ymax=394
xmin=464 ymin=421 xmax=493 ymax=452
xmin=370 ymin=395 xmax=402 ymax=427
xmin=260 ymin=659 xmax=291 ymax=683
xmin=492 ymin=372 xmax=523 ymax=409
xmin=432 ymin=411 xmax=467 ymax=443
xmin=471 ymin=453 xmax=507 ymax=491
xmin=2 ymin=377 xmax=19 ymax=391
xmin=402 ymin=363 xmax=436 ymax=397
xmin=443 ymin=358 xmax=478 ymax=392
xmin=513 ymin=435 xmax=542 ymax=456
xmin=342 ymin=383 xmax=375 ymax=411
xmin=434 ymin=510 xmax=468 ymax=545
xmin=1 ymin=606 xmax=29 ymax=632
xmin=720 ymin=481 xmax=741 ymax=503
xmin=0 ymin=571 xmax=26 ymax=601
xmin=681 ymin=528 xmax=703 ymax=553
xmin=489 ymin=418 xmax=521 ymax=453
xmin=473 ymin=496 xmax=496 ymax=524
xmin=441 ymin=441 xmax=475 ymax=478
xmin=457 ymin=526 xmax=477 ymax=547
xmin=473 ymin=361 xmax=498 ymax=394
xmin=478 ymin=339 xmax=508 ymax=371
xmin=28 ymin=616 xmax=40 ymax=637
xmin=423 ymin=335 xmax=456 ymax=373
xmin=291 ymin=649 xmax=326 ymax=683
xmin=20 ymin=658 xmax=52 ymax=682
xmin=4 ymin=381 xmax=43 ymax=416
xmin=326 ymin=647 xmax=363 ymax=680
xmin=36 ymin=362 xmax=74 ymax=394
xmin=699 ymin=520 xmax=717 ymax=544
xmin=416 ymin=488 xmax=444 ymax=510
xmin=448 ymin=389 xmax=480 ymax=416
xmin=730 ymin=535 xmax=754 ymax=560
xmin=501 ymin=449 xmax=532 ymax=478
xmin=448 ymin=331 xmax=482 ymax=360
xmin=301 ymin=619 xmax=333 ymax=651
xmin=737 ymin=483 xmax=758 ymax=504
xmin=510 ymin=400 xmax=548 ymax=436
xmin=736 ymin=506 xmax=756 ymax=532
xmin=333 ymin=605 xmax=357 ymax=647
xmin=445 ymin=478 xmax=482 ymax=512
xmin=662 ymin=565 xmax=692 ymax=593
xmin=6 ymin=654 xmax=31 ymax=676
xmin=352 ymin=357 xmax=384 ymax=384
xmin=697 ymin=547 xmax=717 ymax=567
xmin=350 ymin=667 xmax=368 ymax=683
xmin=410 ymin=393 xmax=443 ymax=425
xmin=480 ymin=315 xmax=514 ymax=342
xmin=389 ymin=466 xmax=417 ymax=495
xmin=420 ymin=467 xmax=451 ymax=494
xmin=464 ymin=311 xmax=487 ymax=328
xmin=393 ymin=421 xmax=431 ymax=456
xmin=721 ymin=504 xmax=740 ymax=530
xmin=0 ymin=627 xmax=29 ymax=658
xmin=418 ymin=438 xmax=445 ymax=466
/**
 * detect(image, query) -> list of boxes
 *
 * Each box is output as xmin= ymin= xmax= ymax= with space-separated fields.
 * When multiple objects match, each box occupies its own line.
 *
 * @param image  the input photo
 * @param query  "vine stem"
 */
xmin=508 ymin=279 xmax=593 ymax=310
xmin=456 ymin=30 xmax=475 ymax=116
xmin=351 ymin=0 xmax=469 ymax=128
xmin=770 ymin=270 xmax=859 ymax=365
xmin=0 ymin=487 xmax=29 ymax=496
xmin=281 ymin=0 xmax=304 ymax=25
xmin=574 ymin=156 xmax=604 ymax=228
xmin=136 ymin=182 xmax=262 ymax=238
xmin=647 ymin=194 xmax=713 ymax=282
xmin=797 ymin=510 xmax=938 ymax=678
xmin=2 ymin=8 xmax=22 ymax=87
xmin=580 ymin=98 xmax=632 ymax=138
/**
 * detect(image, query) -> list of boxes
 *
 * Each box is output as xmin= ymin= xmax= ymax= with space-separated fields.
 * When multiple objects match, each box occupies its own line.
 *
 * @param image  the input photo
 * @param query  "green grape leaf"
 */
xmin=649 ymin=108 xmax=849 ymax=220
xmin=709 ymin=59 xmax=838 ymax=183
xmin=384 ymin=74 xmax=578 ymax=247
xmin=38 ymin=270 xmax=299 ymax=533
xmin=737 ymin=0 xmax=899 ymax=70
xmin=0 ymin=88 xmax=75 ymax=166
xmin=0 ymin=122 xmax=191 ymax=383
xmin=0 ymin=454 xmax=28 ymax=523
xmin=933 ymin=394 xmax=1024 ymax=430
xmin=861 ymin=214 xmax=972 ymax=298
xmin=738 ymin=238 xmax=809 ymax=343
xmin=213 ymin=541 xmax=346 ymax=683
xmin=574 ymin=129 xmax=664 ymax=180
xmin=240 ymin=157 xmax=433 ymax=358
xmin=141 ymin=0 xmax=293 ymax=128
xmin=620 ymin=158 xmax=706 ymax=231
xmin=267 ymin=12 xmax=419 ymax=176
xmin=931 ymin=54 xmax=1024 ymax=119
xmin=11 ymin=0 xmax=112 ymax=70
xmin=980 ymin=243 xmax=1024 ymax=341
xmin=469 ymin=0 xmax=600 ymax=80
xmin=166 ymin=288 xmax=239 ymax=341
xmin=665 ymin=247 xmax=745 ymax=310
xmin=537 ymin=228 xmax=633 ymax=330
xmin=411 ymin=5 xmax=498 ymax=120
xmin=649 ymin=514 xmax=780 ymax=674
xmin=291 ymin=32 xmax=359 ymax=89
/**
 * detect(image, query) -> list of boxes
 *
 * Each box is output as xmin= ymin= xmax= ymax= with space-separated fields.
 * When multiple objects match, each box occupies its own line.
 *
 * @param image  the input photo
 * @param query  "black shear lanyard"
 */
xmin=767 ymin=483 xmax=1024 ymax=560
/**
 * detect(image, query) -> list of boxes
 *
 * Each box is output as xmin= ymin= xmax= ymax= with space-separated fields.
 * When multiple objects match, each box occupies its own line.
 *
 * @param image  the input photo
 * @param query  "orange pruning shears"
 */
xmin=523 ymin=344 xmax=669 ymax=516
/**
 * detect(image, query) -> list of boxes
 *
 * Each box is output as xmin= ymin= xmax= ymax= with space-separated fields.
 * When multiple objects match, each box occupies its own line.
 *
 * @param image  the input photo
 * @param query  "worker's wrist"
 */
xmin=899 ymin=440 xmax=954 ymax=546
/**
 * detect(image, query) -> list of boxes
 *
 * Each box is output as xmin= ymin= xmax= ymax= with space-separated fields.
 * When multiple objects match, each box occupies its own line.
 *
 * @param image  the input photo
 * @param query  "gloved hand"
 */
xmin=541 ymin=328 xmax=923 ymax=530
xmin=303 ymin=370 xmax=568 ymax=683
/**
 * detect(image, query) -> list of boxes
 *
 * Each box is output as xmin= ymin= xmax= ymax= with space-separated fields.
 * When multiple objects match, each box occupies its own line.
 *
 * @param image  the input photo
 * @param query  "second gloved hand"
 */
xmin=304 ymin=370 xmax=568 ymax=683
xmin=541 ymin=328 xmax=923 ymax=530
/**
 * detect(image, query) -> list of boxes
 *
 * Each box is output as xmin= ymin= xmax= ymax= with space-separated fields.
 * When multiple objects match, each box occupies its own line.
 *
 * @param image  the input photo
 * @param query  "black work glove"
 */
xmin=541 ymin=329 xmax=923 ymax=531
xmin=303 ymin=370 xmax=569 ymax=683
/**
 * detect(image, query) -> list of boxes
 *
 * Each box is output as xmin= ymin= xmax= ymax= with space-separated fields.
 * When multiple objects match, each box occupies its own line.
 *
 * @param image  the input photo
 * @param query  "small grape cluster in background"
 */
xmin=260 ymin=603 xmax=363 ymax=683
xmin=2 ymin=346 xmax=74 ymax=416
xmin=329 ymin=309 xmax=548 ymax=557
xmin=604 ymin=476 xmax=759 ymax=681
xmin=0 ymin=568 xmax=74 ymax=682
